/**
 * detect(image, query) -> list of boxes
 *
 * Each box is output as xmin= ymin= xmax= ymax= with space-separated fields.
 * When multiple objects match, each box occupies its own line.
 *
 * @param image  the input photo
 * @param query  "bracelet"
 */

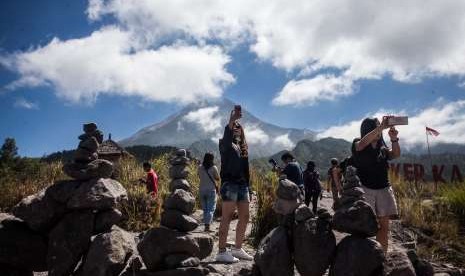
xmin=391 ymin=138 xmax=399 ymax=143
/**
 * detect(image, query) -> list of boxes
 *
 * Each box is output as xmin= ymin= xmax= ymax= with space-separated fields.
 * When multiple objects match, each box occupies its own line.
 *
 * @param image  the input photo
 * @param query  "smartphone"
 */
xmin=386 ymin=116 xmax=408 ymax=126
xmin=234 ymin=105 xmax=242 ymax=112
xmin=268 ymin=158 xmax=277 ymax=167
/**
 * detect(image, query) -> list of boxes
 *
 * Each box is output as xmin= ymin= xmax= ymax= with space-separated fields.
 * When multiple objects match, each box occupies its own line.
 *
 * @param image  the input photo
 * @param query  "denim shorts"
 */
xmin=220 ymin=181 xmax=250 ymax=202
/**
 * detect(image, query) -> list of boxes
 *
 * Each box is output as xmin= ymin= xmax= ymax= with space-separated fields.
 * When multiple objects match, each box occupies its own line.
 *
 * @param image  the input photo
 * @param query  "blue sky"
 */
xmin=1 ymin=0 xmax=465 ymax=156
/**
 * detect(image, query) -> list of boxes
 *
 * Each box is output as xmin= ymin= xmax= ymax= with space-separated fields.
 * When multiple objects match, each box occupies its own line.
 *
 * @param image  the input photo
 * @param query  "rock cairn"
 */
xmin=1 ymin=123 xmax=134 ymax=276
xmin=137 ymin=149 xmax=214 ymax=275
xmin=330 ymin=166 xmax=384 ymax=276
xmin=255 ymin=176 xmax=336 ymax=276
xmin=63 ymin=123 xmax=114 ymax=180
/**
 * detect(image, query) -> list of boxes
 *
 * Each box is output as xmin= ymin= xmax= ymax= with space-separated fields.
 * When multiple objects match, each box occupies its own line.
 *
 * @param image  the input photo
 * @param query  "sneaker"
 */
xmin=231 ymin=247 xmax=253 ymax=260
xmin=215 ymin=250 xmax=239 ymax=263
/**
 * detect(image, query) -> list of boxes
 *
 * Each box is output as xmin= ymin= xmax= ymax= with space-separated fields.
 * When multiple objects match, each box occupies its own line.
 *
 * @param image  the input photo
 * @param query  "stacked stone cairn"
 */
xmin=330 ymin=166 xmax=385 ymax=276
xmin=255 ymin=175 xmax=337 ymax=276
xmin=0 ymin=123 xmax=136 ymax=276
xmin=137 ymin=149 xmax=214 ymax=275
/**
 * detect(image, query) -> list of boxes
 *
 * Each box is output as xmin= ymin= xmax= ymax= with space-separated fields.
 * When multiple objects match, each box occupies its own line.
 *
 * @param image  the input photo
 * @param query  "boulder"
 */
xmin=294 ymin=218 xmax=336 ymax=276
xmin=273 ymin=197 xmax=301 ymax=215
xmin=163 ymin=189 xmax=195 ymax=215
xmin=254 ymin=226 xmax=293 ymax=276
xmin=169 ymin=165 xmax=189 ymax=180
xmin=79 ymin=130 xmax=103 ymax=144
xmin=294 ymin=204 xmax=314 ymax=222
xmin=187 ymin=232 xmax=214 ymax=259
xmin=170 ymin=156 xmax=189 ymax=166
xmin=67 ymin=178 xmax=127 ymax=210
xmin=46 ymin=180 xmax=82 ymax=203
xmin=384 ymin=249 xmax=416 ymax=276
xmin=118 ymin=255 xmax=144 ymax=276
xmin=63 ymin=159 xmax=114 ymax=181
xmin=160 ymin=209 xmax=199 ymax=232
xmin=137 ymin=267 xmax=210 ymax=276
xmin=276 ymin=177 xmax=301 ymax=200
xmin=47 ymin=211 xmax=95 ymax=276
xmin=83 ymin=122 xmax=98 ymax=133
xmin=406 ymin=250 xmax=434 ymax=276
xmin=330 ymin=235 xmax=385 ymax=276
xmin=0 ymin=213 xmax=48 ymax=271
xmin=137 ymin=227 xmax=202 ymax=271
xmin=12 ymin=189 xmax=66 ymax=232
xmin=332 ymin=200 xmax=379 ymax=237
xmin=74 ymin=148 xmax=99 ymax=163
xmin=80 ymin=226 xmax=137 ymax=276
xmin=169 ymin=179 xmax=191 ymax=192
xmin=94 ymin=208 xmax=124 ymax=234
xmin=78 ymin=136 xmax=99 ymax=152
xmin=163 ymin=254 xmax=200 ymax=269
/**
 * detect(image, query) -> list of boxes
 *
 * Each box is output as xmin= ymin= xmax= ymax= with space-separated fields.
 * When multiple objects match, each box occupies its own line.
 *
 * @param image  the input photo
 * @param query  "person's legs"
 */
xmin=204 ymin=190 xmax=217 ymax=230
xmin=199 ymin=191 xmax=208 ymax=225
xmin=311 ymin=191 xmax=319 ymax=214
xmin=304 ymin=188 xmax=311 ymax=206
xmin=377 ymin=216 xmax=390 ymax=254
xmin=235 ymin=201 xmax=250 ymax=249
xmin=218 ymin=201 xmax=236 ymax=251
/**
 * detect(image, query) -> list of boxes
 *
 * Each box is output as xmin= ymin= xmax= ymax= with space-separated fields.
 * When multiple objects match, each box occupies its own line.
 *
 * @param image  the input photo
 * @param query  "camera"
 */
xmin=384 ymin=116 xmax=408 ymax=126
xmin=268 ymin=158 xmax=278 ymax=167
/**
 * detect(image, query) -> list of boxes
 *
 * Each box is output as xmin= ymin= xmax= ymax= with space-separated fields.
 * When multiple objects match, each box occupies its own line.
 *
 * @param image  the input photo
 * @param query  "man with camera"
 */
xmin=271 ymin=152 xmax=305 ymax=197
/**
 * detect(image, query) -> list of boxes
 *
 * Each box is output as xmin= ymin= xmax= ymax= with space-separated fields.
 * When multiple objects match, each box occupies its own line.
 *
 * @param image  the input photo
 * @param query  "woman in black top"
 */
xmin=353 ymin=116 xmax=400 ymax=254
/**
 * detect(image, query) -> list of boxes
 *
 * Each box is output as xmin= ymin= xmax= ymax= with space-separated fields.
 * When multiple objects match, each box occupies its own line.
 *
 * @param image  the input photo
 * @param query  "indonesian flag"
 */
xmin=426 ymin=126 xmax=440 ymax=136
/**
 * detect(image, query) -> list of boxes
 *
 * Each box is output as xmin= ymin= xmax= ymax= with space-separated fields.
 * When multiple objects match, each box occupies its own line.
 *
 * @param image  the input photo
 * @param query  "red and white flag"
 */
xmin=426 ymin=126 xmax=440 ymax=136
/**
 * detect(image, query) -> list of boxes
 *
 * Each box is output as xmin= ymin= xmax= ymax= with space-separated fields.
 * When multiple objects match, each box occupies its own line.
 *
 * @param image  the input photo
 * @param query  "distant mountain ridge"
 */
xmin=120 ymin=98 xmax=316 ymax=158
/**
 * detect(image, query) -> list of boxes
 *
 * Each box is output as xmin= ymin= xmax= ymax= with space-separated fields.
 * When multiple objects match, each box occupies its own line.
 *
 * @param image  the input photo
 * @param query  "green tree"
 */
xmin=0 ymin=137 xmax=19 ymax=166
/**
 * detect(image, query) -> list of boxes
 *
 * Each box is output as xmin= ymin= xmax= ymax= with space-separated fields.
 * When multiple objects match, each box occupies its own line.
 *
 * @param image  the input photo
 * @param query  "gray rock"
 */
xmin=164 ymin=254 xmax=200 ymax=269
xmin=94 ymin=208 xmax=124 ymax=234
xmin=330 ymin=235 xmax=385 ymax=276
xmin=118 ymin=255 xmax=144 ymax=276
xmin=332 ymin=200 xmax=379 ymax=237
xmin=80 ymin=226 xmax=137 ymax=276
xmin=78 ymin=136 xmax=99 ymax=152
xmin=407 ymin=250 xmax=434 ymax=276
xmin=79 ymin=130 xmax=104 ymax=144
xmin=74 ymin=147 xmax=99 ymax=163
xmin=273 ymin=197 xmax=301 ymax=215
xmin=136 ymin=267 xmax=210 ymax=276
xmin=276 ymin=177 xmax=301 ymax=200
xmin=254 ymin=226 xmax=293 ymax=276
xmin=63 ymin=159 xmax=114 ymax=181
xmin=187 ymin=232 xmax=214 ymax=259
xmin=206 ymin=264 xmax=230 ymax=275
xmin=47 ymin=211 xmax=95 ymax=276
xmin=164 ymin=189 xmax=195 ymax=215
xmin=169 ymin=179 xmax=191 ymax=192
xmin=342 ymin=187 xmax=365 ymax=198
xmin=67 ymin=178 xmax=128 ymax=210
xmin=137 ymin=227 xmax=202 ymax=271
xmin=170 ymin=156 xmax=189 ymax=166
xmin=0 ymin=213 xmax=48 ymax=271
xmin=46 ymin=180 xmax=82 ymax=203
xmin=160 ymin=209 xmax=199 ymax=232
xmin=12 ymin=189 xmax=66 ymax=232
xmin=294 ymin=217 xmax=336 ymax=276
xmin=384 ymin=249 xmax=416 ymax=276
xmin=169 ymin=165 xmax=189 ymax=180
xmin=83 ymin=122 xmax=98 ymax=133
xmin=294 ymin=204 xmax=314 ymax=222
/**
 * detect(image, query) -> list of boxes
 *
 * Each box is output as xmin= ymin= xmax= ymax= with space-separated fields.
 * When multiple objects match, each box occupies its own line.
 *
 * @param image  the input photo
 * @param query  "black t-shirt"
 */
xmin=219 ymin=125 xmax=250 ymax=185
xmin=282 ymin=161 xmax=304 ymax=187
xmin=352 ymin=138 xmax=390 ymax=189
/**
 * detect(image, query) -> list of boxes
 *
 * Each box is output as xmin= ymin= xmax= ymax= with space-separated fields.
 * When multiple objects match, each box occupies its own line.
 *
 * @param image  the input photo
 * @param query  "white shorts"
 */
xmin=362 ymin=185 xmax=398 ymax=219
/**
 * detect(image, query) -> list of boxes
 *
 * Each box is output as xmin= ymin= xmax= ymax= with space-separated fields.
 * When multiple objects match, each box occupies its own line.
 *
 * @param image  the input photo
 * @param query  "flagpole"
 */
xmin=425 ymin=127 xmax=436 ymax=191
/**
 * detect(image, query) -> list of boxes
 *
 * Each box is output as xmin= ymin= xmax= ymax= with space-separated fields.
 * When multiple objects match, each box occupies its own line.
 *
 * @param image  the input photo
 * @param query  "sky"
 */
xmin=1 ymin=0 xmax=465 ymax=157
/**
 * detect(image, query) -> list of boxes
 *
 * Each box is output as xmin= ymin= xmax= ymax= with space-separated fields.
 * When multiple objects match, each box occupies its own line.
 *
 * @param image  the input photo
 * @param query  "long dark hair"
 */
xmin=360 ymin=117 xmax=386 ymax=149
xmin=202 ymin=152 xmax=214 ymax=170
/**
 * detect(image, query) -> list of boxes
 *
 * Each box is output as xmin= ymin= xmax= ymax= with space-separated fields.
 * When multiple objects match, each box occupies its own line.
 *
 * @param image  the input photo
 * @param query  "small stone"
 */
xmin=164 ymin=254 xmax=200 ymax=269
xmin=342 ymin=187 xmax=365 ymax=197
xmin=74 ymin=148 xmax=98 ymax=163
xmin=78 ymin=136 xmax=99 ymax=152
xmin=67 ymin=178 xmax=127 ymax=210
xmin=332 ymin=200 xmax=379 ymax=237
xmin=255 ymin=226 xmax=293 ymax=276
xmin=164 ymin=189 xmax=195 ymax=215
xmin=83 ymin=122 xmax=98 ymax=133
xmin=170 ymin=156 xmax=189 ymax=166
xmin=63 ymin=159 xmax=114 ymax=181
xmin=94 ymin=208 xmax=124 ymax=234
xmin=294 ymin=204 xmax=314 ymax=222
xmin=384 ymin=249 xmax=416 ymax=276
xmin=46 ymin=180 xmax=82 ymax=204
xmin=273 ymin=197 xmax=301 ymax=215
xmin=169 ymin=165 xmax=189 ymax=179
xmin=160 ymin=209 xmax=199 ymax=232
xmin=276 ymin=177 xmax=301 ymax=200
xmin=187 ymin=232 xmax=214 ymax=259
xmin=169 ymin=179 xmax=191 ymax=192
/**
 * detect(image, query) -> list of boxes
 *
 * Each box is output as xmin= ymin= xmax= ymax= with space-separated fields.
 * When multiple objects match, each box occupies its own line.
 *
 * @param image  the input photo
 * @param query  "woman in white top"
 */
xmin=198 ymin=152 xmax=220 ymax=232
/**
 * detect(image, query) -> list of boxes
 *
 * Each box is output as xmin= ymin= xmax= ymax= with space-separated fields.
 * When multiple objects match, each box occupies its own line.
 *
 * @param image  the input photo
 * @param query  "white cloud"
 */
xmin=0 ymin=27 xmax=234 ymax=105
xmin=89 ymin=0 xmax=465 ymax=105
xmin=273 ymin=133 xmax=295 ymax=149
xmin=244 ymin=125 xmax=269 ymax=145
xmin=317 ymin=101 xmax=465 ymax=147
xmin=184 ymin=106 xmax=222 ymax=133
xmin=14 ymin=98 xmax=39 ymax=110
xmin=273 ymin=75 xmax=354 ymax=106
